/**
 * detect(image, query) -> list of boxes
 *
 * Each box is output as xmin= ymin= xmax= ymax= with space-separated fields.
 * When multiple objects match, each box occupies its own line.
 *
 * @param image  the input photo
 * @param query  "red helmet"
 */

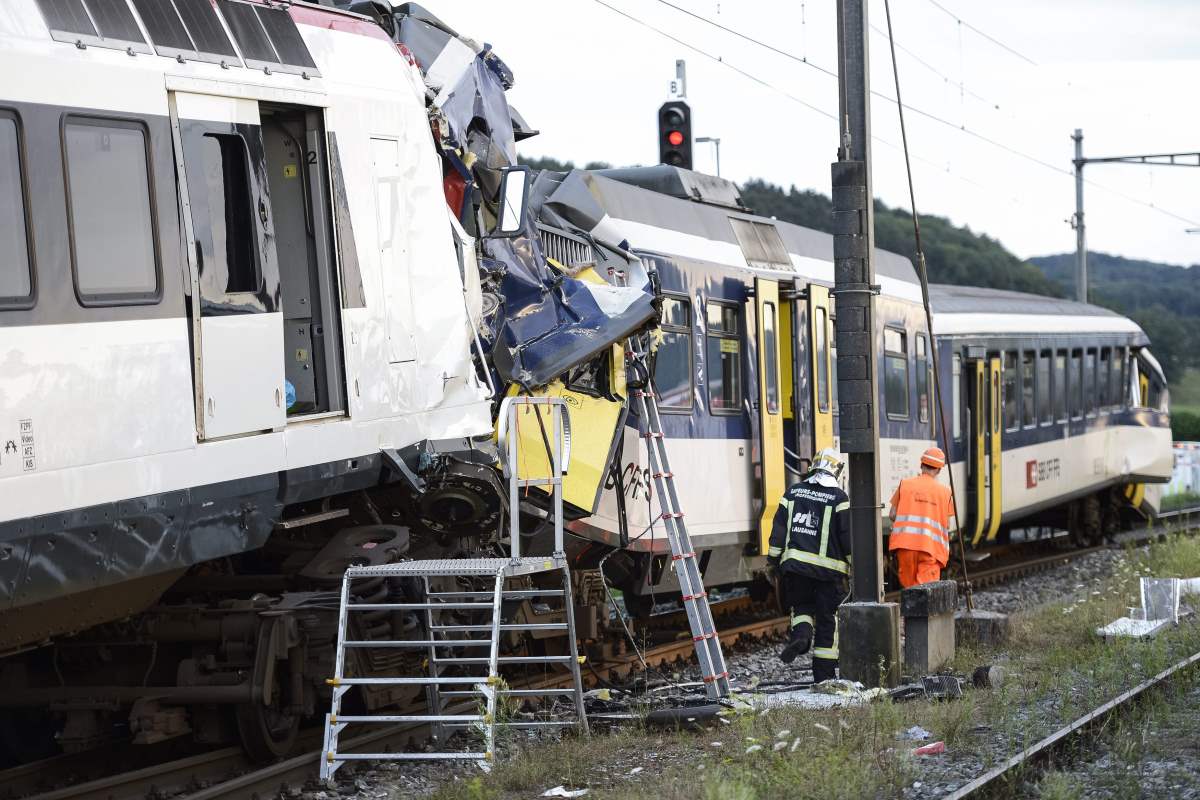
xmin=920 ymin=447 xmax=946 ymax=470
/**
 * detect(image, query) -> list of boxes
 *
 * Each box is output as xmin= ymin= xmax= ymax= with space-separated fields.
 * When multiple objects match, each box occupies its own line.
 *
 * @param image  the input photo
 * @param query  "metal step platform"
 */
xmin=319 ymin=398 xmax=587 ymax=779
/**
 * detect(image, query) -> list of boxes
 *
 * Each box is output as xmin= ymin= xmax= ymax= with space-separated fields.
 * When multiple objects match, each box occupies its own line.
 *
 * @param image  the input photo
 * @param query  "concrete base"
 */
xmin=902 ymin=580 xmax=957 ymax=674
xmin=837 ymin=601 xmax=901 ymax=688
xmin=904 ymin=615 xmax=955 ymax=674
xmin=955 ymin=609 xmax=1010 ymax=646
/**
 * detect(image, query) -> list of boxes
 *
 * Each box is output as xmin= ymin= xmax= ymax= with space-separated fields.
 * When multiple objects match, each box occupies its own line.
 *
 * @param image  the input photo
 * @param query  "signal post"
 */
xmin=831 ymin=0 xmax=900 ymax=687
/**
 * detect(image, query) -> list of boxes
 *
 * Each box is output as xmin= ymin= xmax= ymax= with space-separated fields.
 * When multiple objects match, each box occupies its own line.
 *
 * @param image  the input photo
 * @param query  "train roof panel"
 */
xmin=930 ymin=283 xmax=1148 ymax=340
xmin=578 ymin=168 xmax=921 ymax=289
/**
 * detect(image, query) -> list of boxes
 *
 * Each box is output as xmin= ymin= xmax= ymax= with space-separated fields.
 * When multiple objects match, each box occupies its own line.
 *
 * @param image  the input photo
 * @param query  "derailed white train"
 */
xmin=0 ymin=0 xmax=504 ymax=760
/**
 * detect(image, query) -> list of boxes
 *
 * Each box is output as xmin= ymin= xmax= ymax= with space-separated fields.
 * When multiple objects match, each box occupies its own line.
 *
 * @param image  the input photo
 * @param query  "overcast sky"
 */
xmin=429 ymin=0 xmax=1200 ymax=266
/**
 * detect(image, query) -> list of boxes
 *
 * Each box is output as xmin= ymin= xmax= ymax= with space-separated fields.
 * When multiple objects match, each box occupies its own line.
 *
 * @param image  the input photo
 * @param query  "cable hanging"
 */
xmin=883 ymin=0 xmax=975 ymax=610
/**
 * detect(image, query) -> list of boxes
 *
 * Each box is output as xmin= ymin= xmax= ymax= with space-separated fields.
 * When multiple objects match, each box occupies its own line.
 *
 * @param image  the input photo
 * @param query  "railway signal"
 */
xmin=658 ymin=101 xmax=693 ymax=169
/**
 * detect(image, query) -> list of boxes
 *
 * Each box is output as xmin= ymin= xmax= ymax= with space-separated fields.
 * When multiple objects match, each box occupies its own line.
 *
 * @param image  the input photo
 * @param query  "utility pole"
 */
xmin=1073 ymin=130 xmax=1086 ymax=304
xmin=833 ymin=0 xmax=882 ymax=605
xmin=832 ymin=0 xmax=899 ymax=687
xmin=1072 ymin=129 xmax=1200 ymax=304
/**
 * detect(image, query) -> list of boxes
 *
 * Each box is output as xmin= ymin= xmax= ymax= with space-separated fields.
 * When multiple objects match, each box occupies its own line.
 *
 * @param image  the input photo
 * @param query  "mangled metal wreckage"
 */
xmin=374 ymin=3 xmax=661 ymax=543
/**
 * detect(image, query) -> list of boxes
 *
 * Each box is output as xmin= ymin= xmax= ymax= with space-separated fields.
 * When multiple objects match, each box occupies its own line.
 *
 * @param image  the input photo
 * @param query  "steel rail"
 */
xmin=942 ymin=648 xmax=1200 ymax=799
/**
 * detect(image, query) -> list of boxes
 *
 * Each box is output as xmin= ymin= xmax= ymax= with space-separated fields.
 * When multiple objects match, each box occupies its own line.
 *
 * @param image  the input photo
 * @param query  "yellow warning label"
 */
xmin=720 ymin=339 xmax=739 ymax=354
xmin=295 ymin=348 xmax=309 ymax=362
xmin=283 ymin=164 xmax=298 ymax=178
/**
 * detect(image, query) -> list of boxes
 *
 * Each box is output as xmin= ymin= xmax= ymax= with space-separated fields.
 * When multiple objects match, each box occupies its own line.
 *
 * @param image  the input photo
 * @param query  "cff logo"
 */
xmin=1025 ymin=457 xmax=1061 ymax=489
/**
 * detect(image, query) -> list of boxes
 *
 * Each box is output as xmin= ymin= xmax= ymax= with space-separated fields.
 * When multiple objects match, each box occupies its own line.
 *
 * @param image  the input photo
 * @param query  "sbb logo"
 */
xmin=1026 ymin=460 xmax=1038 ymax=489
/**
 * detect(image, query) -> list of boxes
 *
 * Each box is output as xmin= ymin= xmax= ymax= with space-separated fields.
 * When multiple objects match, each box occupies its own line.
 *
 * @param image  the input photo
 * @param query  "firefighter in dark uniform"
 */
xmin=767 ymin=447 xmax=851 ymax=682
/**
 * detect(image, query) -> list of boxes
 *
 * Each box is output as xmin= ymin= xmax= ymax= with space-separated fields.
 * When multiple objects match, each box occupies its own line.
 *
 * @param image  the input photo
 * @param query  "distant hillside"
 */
xmin=1031 ymin=252 xmax=1200 ymax=383
xmin=520 ymin=157 xmax=1060 ymax=298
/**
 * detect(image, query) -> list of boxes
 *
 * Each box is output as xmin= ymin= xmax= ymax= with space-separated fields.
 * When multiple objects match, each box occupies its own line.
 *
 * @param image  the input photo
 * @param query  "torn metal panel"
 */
xmin=483 ymin=231 xmax=655 ymax=388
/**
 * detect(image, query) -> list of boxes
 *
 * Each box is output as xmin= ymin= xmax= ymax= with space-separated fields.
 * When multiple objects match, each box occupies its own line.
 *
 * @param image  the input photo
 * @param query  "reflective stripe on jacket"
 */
xmin=768 ymin=479 xmax=852 ymax=581
xmin=888 ymin=473 xmax=954 ymax=565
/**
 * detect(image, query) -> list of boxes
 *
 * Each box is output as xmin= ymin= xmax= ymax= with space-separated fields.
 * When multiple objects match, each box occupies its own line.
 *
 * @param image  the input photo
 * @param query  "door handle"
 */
xmin=275 ymin=387 xmax=282 ymax=408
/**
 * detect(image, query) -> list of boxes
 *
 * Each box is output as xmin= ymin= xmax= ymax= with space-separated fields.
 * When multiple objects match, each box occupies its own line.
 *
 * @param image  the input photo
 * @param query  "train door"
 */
xmin=965 ymin=356 xmax=1003 ymax=545
xmin=170 ymin=91 xmax=285 ymax=440
xmin=807 ymin=284 xmax=835 ymax=453
xmin=754 ymin=277 xmax=785 ymax=553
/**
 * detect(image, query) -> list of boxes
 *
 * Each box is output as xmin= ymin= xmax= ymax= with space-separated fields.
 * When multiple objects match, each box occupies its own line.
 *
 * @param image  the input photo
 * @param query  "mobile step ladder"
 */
xmin=625 ymin=333 xmax=732 ymax=699
xmin=320 ymin=397 xmax=588 ymax=780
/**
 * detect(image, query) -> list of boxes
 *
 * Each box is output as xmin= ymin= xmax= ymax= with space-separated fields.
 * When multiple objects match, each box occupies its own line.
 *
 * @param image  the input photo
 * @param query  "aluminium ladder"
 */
xmin=320 ymin=398 xmax=587 ymax=780
xmin=625 ymin=334 xmax=732 ymax=699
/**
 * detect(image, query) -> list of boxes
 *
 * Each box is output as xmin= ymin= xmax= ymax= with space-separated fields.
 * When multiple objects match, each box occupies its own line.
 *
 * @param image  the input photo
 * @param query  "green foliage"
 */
xmin=1033 ymin=252 xmax=1200 ymax=385
xmin=739 ymin=179 xmax=1062 ymax=296
xmin=1171 ymin=410 xmax=1200 ymax=442
xmin=1162 ymin=490 xmax=1200 ymax=511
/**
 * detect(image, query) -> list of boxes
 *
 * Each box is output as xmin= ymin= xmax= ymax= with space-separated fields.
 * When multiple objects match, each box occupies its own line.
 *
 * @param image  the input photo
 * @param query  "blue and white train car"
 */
xmin=538 ymin=166 xmax=1172 ymax=602
xmin=932 ymin=285 xmax=1172 ymax=546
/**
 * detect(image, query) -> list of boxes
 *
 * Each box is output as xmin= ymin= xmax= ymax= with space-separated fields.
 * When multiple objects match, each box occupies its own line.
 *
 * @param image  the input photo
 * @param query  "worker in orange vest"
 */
xmin=888 ymin=447 xmax=954 ymax=588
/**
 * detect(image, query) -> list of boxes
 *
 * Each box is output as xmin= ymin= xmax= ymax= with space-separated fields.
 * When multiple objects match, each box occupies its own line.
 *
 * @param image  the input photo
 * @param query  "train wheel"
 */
xmin=1069 ymin=495 xmax=1103 ymax=547
xmin=236 ymin=618 xmax=301 ymax=762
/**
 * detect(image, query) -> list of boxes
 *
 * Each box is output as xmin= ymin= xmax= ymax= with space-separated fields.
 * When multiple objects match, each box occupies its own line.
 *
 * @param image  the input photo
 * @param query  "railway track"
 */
xmin=11 ymin=514 xmax=1199 ymax=800
xmin=943 ymin=649 xmax=1200 ymax=799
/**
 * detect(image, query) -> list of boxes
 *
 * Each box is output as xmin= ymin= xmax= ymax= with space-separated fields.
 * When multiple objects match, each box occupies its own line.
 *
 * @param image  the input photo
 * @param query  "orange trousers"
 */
xmin=895 ymin=548 xmax=942 ymax=588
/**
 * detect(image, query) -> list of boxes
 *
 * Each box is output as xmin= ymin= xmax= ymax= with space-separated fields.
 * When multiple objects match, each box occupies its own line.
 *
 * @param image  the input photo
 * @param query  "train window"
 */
xmin=1037 ymin=351 xmax=1052 ymax=424
xmin=1099 ymin=348 xmax=1111 ymax=409
xmin=655 ymin=296 xmax=693 ymax=411
xmin=63 ymin=117 xmax=160 ymax=305
xmin=1070 ymin=349 xmax=1083 ymax=418
xmin=1022 ymin=350 xmax=1036 ymax=428
xmin=1084 ymin=349 xmax=1097 ymax=415
xmin=706 ymin=300 xmax=741 ymax=414
xmin=829 ymin=314 xmax=839 ymax=415
xmin=952 ymin=354 xmax=961 ymax=439
xmin=763 ymin=302 xmax=780 ymax=415
xmin=199 ymin=133 xmax=260 ymax=294
xmin=1115 ymin=347 xmax=1128 ymax=408
xmin=0 ymin=114 xmax=33 ymax=308
xmin=916 ymin=334 xmax=930 ymax=424
xmin=884 ymin=327 xmax=908 ymax=419
xmin=1055 ymin=349 xmax=1068 ymax=422
xmin=815 ymin=307 xmax=830 ymax=413
xmin=1003 ymin=351 xmax=1018 ymax=431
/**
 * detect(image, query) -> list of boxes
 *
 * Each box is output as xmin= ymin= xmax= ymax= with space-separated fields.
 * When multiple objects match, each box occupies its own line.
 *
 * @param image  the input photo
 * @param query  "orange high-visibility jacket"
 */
xmin=888 ymin=473 xmax=954 ymax=566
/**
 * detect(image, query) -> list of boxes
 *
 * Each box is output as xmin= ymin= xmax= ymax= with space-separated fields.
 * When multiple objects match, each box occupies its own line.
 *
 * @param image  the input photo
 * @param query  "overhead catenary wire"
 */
xmin=601 ymin=0 xmax=1200 ymax=229
xmin=923 ymin=0 xmax=1038 ymax=66
xmin=883 ymin=0 xmax=974 ymax=610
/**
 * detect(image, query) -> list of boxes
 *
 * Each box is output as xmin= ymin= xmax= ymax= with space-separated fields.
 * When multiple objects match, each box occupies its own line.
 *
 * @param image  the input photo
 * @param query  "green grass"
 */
xmin=413 ymin=536 xmax=1200 ymax=800
xmin=1170 ymin=367 xmax=1200 ymax=414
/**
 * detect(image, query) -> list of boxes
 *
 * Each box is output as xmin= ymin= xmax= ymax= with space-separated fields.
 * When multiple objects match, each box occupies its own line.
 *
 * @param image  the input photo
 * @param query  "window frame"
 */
xmin=1003 ymin=350 xmax=1019 ymax=432
xmin=1055 ymin=348 xmax=1068 ymax=423
xmin=705 ymin=298 xmax=742 ymax=416
xmin=1070 ymin=348 xmax=1084 ymax=420
xmin=61 ymin=114 xmax=163 ymax=307
xmin=654 ymin=292 xmax=694 ymax=413
xmin=883 ymin=325 xmax=910 ymax=421
xmin=1021 ymin=349 xmax=1036 ymax=429
xmin=915 ymin=333 xmax=931 ymax=424
xmin=1084 ymin=347 xmax=1097 ymax=416
xmin=199 ymin=130 xmax=262 ymax=296
xmin=0 ymin=108 xmax=36 ymax=310
xmin=951 ymin=353 xmax=962 ymax=440
xmin=762 ymin=300 xmax=780 ymax=415
xmin=1098 ymin=347 xmax=1112 ymax=411
xmin=815 ymin=305 xmax=830 ymax=414
xmin=1037 ymin=349 xmax=1053 ymax=426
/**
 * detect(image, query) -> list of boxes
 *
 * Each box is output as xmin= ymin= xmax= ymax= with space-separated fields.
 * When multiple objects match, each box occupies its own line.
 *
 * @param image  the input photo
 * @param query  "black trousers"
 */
xmin=780 ymin=573 xmax=845 ymax=681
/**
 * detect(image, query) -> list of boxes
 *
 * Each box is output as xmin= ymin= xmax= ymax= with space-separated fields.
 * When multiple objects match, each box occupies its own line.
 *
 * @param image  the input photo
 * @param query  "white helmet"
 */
xmin=810 ymin=447 xmax=844 ymax=481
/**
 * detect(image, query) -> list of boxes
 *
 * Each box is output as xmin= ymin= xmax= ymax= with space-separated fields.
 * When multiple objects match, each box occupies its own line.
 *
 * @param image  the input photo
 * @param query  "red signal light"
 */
xmin=668 ymin=130 xmax=684 ymax=146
